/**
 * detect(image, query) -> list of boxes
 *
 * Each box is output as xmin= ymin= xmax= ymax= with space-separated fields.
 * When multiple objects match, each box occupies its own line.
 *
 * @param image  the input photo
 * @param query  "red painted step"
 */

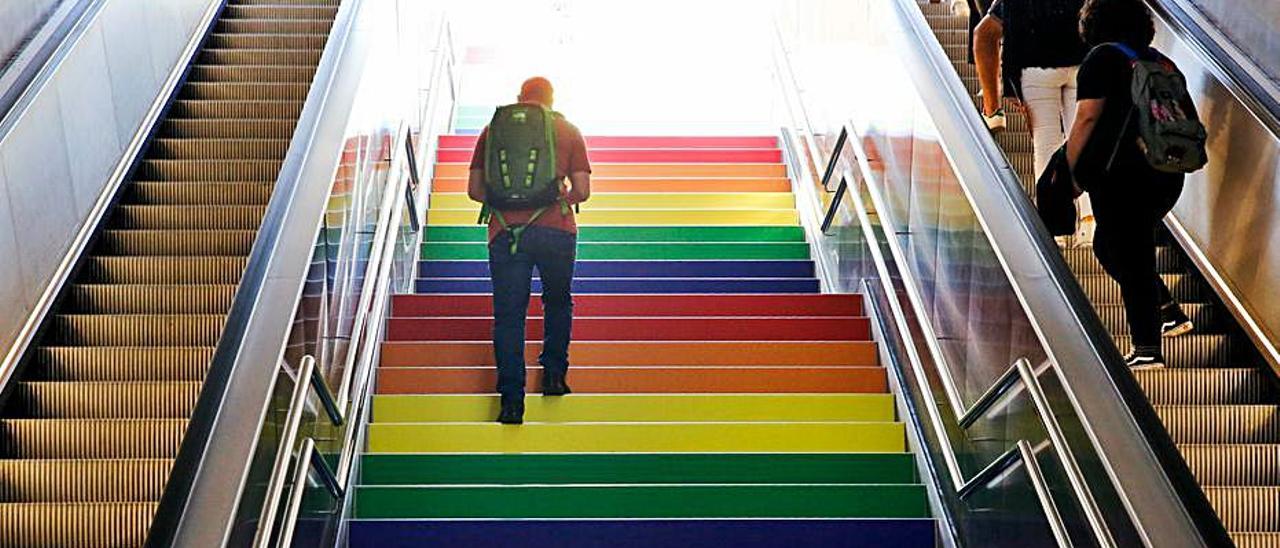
xmin=379 ymin=341 xmax=880 ymax=368
xmin=391 ymin=294 xmax=863 ymax=318
xmin=438 ymin=135 xmax=779 ymax=149
xmin=436 ymin=148 xmax=782 ymax=164
xmin=375 ymin=366 xmax=887 ymax=394
xmin=385 ymin=317 xmax=871 ymax=342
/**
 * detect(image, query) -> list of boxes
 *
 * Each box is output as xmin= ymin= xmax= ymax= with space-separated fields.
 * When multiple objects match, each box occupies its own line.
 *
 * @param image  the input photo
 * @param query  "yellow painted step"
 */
xmin=434 ymin=163 xmax=787 ymax=179
xmin=427 ymin=209 xmax=800 ymax=226
xmin=372 ymin=394 xmax=895 ymax=423
xmin=368 ymin=422 xmax=905 ymax=453
xmin=428 ymin=193 xmax=796 ymax=210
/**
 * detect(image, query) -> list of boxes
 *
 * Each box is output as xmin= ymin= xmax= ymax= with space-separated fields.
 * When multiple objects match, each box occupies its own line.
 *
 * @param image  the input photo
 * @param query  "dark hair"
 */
xmin=1079 ymin=0 xmax=1156 ymax=47
xmin=518 ymin=77 xmax=554 ymax=105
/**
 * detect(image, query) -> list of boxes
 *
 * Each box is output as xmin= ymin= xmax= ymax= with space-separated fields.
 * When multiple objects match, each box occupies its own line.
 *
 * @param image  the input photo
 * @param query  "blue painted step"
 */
xmin=415 ymin=278 xmax=822 ymax=294
xmin=419 ymin=260 xmax=816 ymax=279
xmin=348 ymin=519 xmax=935 ymax=548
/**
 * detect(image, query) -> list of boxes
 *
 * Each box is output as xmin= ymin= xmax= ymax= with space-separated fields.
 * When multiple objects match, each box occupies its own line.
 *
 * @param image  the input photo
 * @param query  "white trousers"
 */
xmin=1022 ymin=66 xmax=1093 ymax=219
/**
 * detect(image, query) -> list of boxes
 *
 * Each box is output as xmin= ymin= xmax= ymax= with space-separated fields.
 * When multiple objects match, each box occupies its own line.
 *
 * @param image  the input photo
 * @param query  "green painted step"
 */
xmin=424 ymin=225 xmax=806 ymax=243
xmin=359 ymin=453 xmax=918 ymax=485
xmin=421 ymin=242 xmax=811 ymax=260
xmin=354 ymin=484 xmax=929 ymax=519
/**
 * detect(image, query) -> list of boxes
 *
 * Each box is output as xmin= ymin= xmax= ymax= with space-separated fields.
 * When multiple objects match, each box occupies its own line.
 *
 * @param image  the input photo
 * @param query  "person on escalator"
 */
xmin=467 ymin=77 xmax=592 ymax=424
xmin=1066 ymin=0 xmax=1201 ymax=370
xmin=981 ymin=0 xmax=1097 ymax=247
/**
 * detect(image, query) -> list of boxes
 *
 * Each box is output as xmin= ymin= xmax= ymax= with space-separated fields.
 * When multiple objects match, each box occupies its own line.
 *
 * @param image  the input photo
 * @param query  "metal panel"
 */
xmin=1183 ymin=0 xmax=1280 ymax=88
xmin=0 ymin=164 xmax=30 ymax=345
xmin=0 ymin=1 xmax=62 ymax=70
xmin=99 ymin=0 xmax=158 ymax=144
xmin=143 ymin=2 xmax=186 ymax=90
xmin=53 ymin=25 xmax=121 ymax=215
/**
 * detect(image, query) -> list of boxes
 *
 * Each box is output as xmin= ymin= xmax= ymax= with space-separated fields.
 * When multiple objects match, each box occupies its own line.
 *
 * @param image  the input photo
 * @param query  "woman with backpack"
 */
xmin=1066 ymin=0 xmax=1206 ymax=369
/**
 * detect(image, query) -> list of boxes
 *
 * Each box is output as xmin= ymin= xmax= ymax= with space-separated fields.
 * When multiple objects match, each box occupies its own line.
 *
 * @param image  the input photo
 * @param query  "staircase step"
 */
xmin=109 ymin=205 xmax=265 ymax=229
xmin=1202 ymin=486 xmax=1280 ymax=532
xmin=125 ymin=182 xmax=273 ymax=205
xmin=414 ymin=277 xmax=820 ymax=293
xmin=366 ymin=422 xmax=905 ymax=453
xmin=1179 ymin=444 xmax=1280 ymax=486
xmin=138 ymin=159 xmax=283 ymax=181
xmin=48 ymin=314 xmax=224 ymax=346
xmin=0 ymin=502 xmax=156 ymax=547
xmin=1117 ymin=334 xmax=1240 ymax=369
xmin=205 ymin=32 xmax=329 ymax=50
xmin=98 ymin=229 xmax=256 ymax=255
xmin=377 ymin=366 xmax=887 ymax=395
xmin=170 ymin=99 xmax=302 ymax=120
xmin=0 ymin=459 xmax=172 ymax=502
xmin=161 ymin=118 xmax=297 ymax=139
xmin=440 ymin=135 xmax=780 ymax=149
xmin=83 ymin=256 xmax=246 ymax=284
xmin=359 ymin=453 xmax=916 ymax=485
xmin=0 ymin=419 xmax=185 ymax=458
xmin=1154 ymin=405 xmax=1280 ymax=444
xmin=188 ymin=64 xmax=315 ymax=83
xmin=421 ymin=242 xmax=810 ymax=261
xmin=384 ymin=316 xmax=870 ymax=342
xmin=1077 ymin=273 xmax=1209 ymax=304
xmin=372 ymin=394 xmax=894 ymax=423
xmin=435 ymin=162 xmax=786 ymax=179
xmin=1135 ymin=368 xmax=1274 ymax=404
xmin=217 ymin=18 xmax=334 ymax=35
xmin=354 ymin=484 xmax=927 ymax=519
xmin=29 ymin=347 xmax=210 ymax=381
xmin=438 ymin=148 xmax=783 ymax=164
xmin=347 ymin=519 xmax=935 ymax=548
xmin=198 ymin=48 xmax=322 ymax=66
xmin=427 ymin=209 xmax=800 ymax=226
xmin=430 ymin=176 xmax=792 ymax=193
xmin=69 ymin=284 xmax=236 ymax=314
xmin=431 ymin=192 xmax=795 ymax=211
xmin=379 ymin=341 xmax=878 ymax=367
xmin=423 ymin=225 xmax=806 ymax=242
xmin=1092 ymin=303 xmax=1219 ymax=335
xmin=1061 ymin=245 xmax=1184 ymax=275
xmin=222 ymin=5 xmax=338 ymax=20
xmin=419 ymin=259 xmax=816 ymax=279
xmin=391 ymin=294 xmax=861 ymax=317
xmin=181 ymin=81 xmax=310 ymax=101
xmin=9 ymin=382 xmax=200 ymax=418
xmin=148 ymin=138 xmax=289 ymax=160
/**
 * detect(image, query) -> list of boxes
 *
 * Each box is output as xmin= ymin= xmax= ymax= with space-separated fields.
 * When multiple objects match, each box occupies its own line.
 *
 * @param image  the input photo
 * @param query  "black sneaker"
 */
xmin=1160 ymin=304 xmax=1194 ymax=338
xmin=1124 ymin=351 xmax=1165 ymax=371
xmin=541 ymin=371 xmax=572 ymax=396
xmin=497 ymin=396 xmax=524 ymax=424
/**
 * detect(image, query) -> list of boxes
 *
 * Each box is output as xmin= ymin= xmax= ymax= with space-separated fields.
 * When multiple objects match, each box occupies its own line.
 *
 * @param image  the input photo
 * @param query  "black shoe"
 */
xmin=497 ymin=397 xmax=524 ymax=424
xmin=1160 ymin=304 xmax=1194 ymax=338
xmin=541 ymin=371 xmax=572 ymax=396
xmin=1124 ymin=351 xmax=1165 ymax=371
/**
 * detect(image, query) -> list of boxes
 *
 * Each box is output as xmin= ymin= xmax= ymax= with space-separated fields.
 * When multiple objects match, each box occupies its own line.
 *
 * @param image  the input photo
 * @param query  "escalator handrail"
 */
xmin=145 ymin=0 xmax=367 ymax=545
xmin=0 ymin=0 xmax=100 ymax=132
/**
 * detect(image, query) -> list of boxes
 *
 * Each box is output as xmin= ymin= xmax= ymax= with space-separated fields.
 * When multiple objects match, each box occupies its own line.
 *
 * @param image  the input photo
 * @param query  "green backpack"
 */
xmin=1105 ymin=43 xmax=1208 ymax=174
xmin=480 ymin=103 xmax=568 ymax=252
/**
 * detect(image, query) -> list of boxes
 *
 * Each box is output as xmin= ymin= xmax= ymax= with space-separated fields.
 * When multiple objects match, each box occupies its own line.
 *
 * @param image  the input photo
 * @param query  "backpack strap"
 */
xmin=492 ymin=207 xmax=550 ymax=254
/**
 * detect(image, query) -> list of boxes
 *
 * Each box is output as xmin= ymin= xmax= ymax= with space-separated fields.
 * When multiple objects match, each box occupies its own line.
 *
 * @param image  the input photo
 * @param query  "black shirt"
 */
xmin=1075 ymin=44 xmax=1184 ymax=220
xmin=989 ymin=0 xmax=1088 ymax=71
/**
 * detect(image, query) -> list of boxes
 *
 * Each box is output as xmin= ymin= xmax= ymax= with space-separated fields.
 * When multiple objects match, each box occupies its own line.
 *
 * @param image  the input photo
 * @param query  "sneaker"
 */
xmin=1124 ymin=351 xmax=1165 ymax=371
xmin=541 ymin=371 xmax=572 ymax=396
xmin=983 ymin=109 xmax=1007 ymax=132
xmin=497 ymin=396 xmax=524 ymax=424
xmin=1161 ymin=304 xmax=1194 ymax=338
xmin=1073 ymin=216 xmax=1096 ymax=248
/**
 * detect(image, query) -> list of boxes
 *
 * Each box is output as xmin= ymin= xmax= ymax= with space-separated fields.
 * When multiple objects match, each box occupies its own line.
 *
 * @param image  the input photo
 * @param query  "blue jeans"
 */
xmin=488 ymin=225 xmax=576 ymax=398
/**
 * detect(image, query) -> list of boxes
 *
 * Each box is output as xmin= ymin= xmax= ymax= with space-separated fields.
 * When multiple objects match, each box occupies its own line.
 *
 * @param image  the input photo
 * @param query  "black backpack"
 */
xmin=479 ymin=104 xmax=569 ymax=252
xmin=1105 ymin=43 xmax=1208 ymax=174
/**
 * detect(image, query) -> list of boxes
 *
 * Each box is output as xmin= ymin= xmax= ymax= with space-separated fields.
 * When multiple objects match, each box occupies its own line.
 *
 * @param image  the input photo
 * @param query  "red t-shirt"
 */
xmin=469 ymin=113 xmax=591 ymax=241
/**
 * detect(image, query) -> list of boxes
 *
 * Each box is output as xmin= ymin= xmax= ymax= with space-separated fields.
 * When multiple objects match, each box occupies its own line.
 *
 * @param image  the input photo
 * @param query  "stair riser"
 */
xmin=415 ymin=278 xmax=821 ymax=293
xmin=391 ymin=293 xmax=861 ymax=317
xmin=384 ymin=317 xmax=871 ymax=342
xmin=419 ymin=260 xmax=816 ymax=279
xmin=377 ymin=367 xmax=888 ymax=395
xmin=380 ymin=341 xmax=879 ymax=367
xmin=422 ymin=243 xmax=811 ymax=261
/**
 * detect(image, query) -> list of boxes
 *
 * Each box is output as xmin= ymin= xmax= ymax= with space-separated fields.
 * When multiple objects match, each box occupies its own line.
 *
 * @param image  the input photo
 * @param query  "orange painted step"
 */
xmin=433 ymin=163 xmax=786 ymax=179
xmin=430 ymin=177 xmax=791 ymax=193
xmin=385 ymin=317 xmax=871 ymax=342
xmin=391 ymin=294 xmax=863 ymax=317
xmin=376 ymin=366 xmax=888 ymax=394
xmin=379 ymin=341 xmax=879 ymax=367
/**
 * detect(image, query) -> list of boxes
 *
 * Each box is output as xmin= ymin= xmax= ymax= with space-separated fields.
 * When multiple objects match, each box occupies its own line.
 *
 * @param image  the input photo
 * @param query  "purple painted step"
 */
xmin=415 ymin=277 xmax=822 ymax=294
xmin=348 ymin=519 xmax=935 ymax=548
xmin=419 ymin=260 xmax=816 ymax=278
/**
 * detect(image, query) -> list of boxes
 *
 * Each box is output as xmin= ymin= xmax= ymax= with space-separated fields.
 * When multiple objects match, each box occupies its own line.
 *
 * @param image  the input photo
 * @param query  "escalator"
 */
xmin=917 ymin=2 xmax=1278 ymax=543
xmin=0 ymin=1 xmax=337 ymax=545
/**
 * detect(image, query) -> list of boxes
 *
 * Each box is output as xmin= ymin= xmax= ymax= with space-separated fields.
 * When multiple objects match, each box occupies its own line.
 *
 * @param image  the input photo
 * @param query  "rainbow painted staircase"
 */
xmin=346 ymin=134 xmax=935 ymax=546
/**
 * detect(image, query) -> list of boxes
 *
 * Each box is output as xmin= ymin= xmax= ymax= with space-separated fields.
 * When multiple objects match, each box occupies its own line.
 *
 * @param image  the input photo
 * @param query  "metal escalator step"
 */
xmin=162 ymin=118 xmax=296 ymax=139
xmin=942 ymin=44 xmax=966 ymax=63
xmin=30 ymin=347 xmax=211 ymax=381
xmin=69 ymin=284 xmax=237 ymax=314
xmin=1233 ymin=533 xmax=1280 ymax=548
xmin=918 ymin=1 xmax=954 ymax=16
xmin=1159 ymin=334 xmax=1240 ymax=369
xmin=148 ymin=138 xmax=289 ymax=160
xmin=0 ymin=459 xmax=172 ymax=502
xmin=223 ymin=5 xmax=339 ymax=20
xmin=139 ymin=159 xmax=282 ymax=181
xmin=189 ymin=64 xmax=315 ymax=83
xmin=84 ymin=256 xmax=246 ymax=284
xmin=1061 ymin=245 xmax=1184 ymax=275
xmin=231 ymin=0 xmax=341 ymax=4
xmin=1202 ymin=486 xmax=1280 ymax=532
xmin=126 ymin=182 xmax=273 ymax=205
xmin=217 ymin=18 xmax=334 ymax=35
xmin=1154 ymin=405 xmax=1280 ymax=444
xmin=181 ymin=81 xmax=310 ymax=101
xmin=0 ymin=502 xmax=156 ymax=547
xmin=11 ymin=382 xmax=200 ymax=419
xmin=110 ymin=205 xmax=265 ymax=230
xmin=199 ymin=48 xmax=322 ymax=66
xmin=170 ymin=99 xmax=302 ymax=119
xmin=1135 ymin=369 xmax=1272 ymax=405
xmin=1091 ymin=302 xmax=1215 ymax=335
xmin=49 ymin=314 xmax=225 ymax=346
xmin=206 ymin=32 xmax=328 ymax=50
xmin=1179 ymin=444 xmax=1280 ymax=486
xmin=924 ymin=14 xmax=967 ymax=32
xmin=951 ymin=59 xmax=976 ymax=80
xmin=98 ymin=229 xmax=257 ymax=256
xmin=992 ymin=131 xmax=1033 ymax=153
xmin=1078 ymin=273 xmax=1209 ymax=305
xmin=0 ymin=419 xmax=185 ymax=458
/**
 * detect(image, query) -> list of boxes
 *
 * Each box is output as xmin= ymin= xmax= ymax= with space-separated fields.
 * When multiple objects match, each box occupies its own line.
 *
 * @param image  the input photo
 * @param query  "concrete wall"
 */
xmin=0 ymin=0 xmax=218 ymax=361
